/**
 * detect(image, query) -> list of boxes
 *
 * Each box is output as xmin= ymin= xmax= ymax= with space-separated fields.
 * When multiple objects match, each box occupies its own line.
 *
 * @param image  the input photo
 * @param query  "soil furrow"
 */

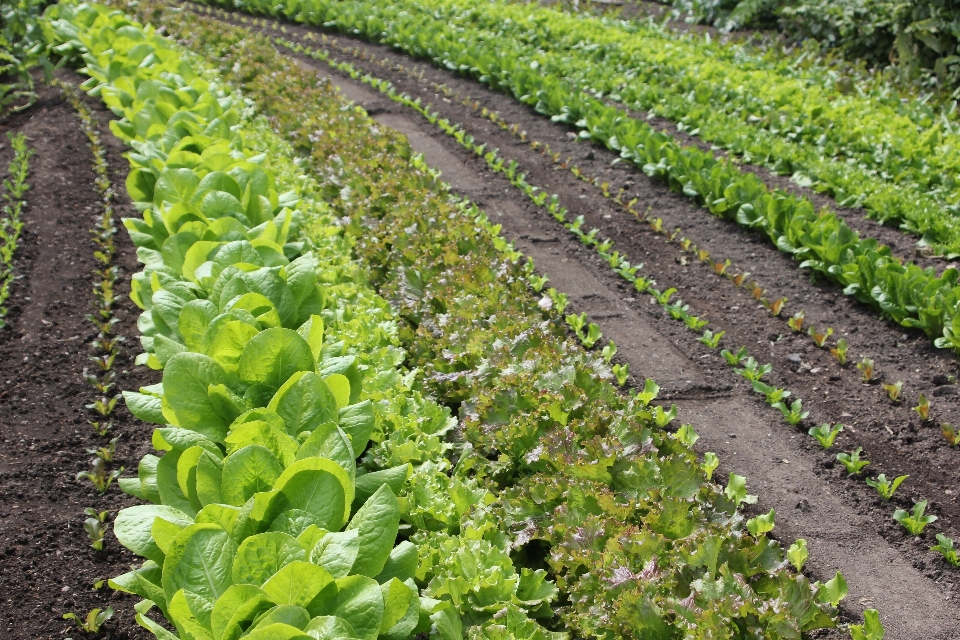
xmin=0 ymin=73 xmax=153 ymax=640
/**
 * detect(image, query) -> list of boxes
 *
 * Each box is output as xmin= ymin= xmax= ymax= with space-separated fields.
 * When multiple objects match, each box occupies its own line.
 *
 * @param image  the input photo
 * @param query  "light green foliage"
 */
xmin=931 ymin=534 xmax=960 ymax=567
xmin=836 ymin=447 xmax=870 ymax=475
xmin=772 ymin=398 xmax=809 ymax=425
xmin=787 ymin=539 xmax=807 ymax=572
xmin=865 ymin=474 xmax=908 ymax=500
xmin=808 ymin=423 xmax=843 ymax=449
xmin=849 ymin=609 xmax=885 ymax=640
xmin=63 ymin=607 xmax=114 ymax=633
xmin=893 ymin=500 xmax=937 ymax=535
xmin=698 ymin=329 xmax=724 ymax=348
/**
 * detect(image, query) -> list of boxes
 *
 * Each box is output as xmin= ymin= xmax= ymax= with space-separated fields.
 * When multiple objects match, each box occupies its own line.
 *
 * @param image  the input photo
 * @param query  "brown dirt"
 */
xmin=183 ymin=6 xmax=960 ymax=637
xmin=0 ymin=73 xmax=154 ymax=640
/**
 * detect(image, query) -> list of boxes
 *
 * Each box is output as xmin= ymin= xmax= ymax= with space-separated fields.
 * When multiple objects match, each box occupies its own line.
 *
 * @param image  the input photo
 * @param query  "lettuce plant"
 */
xmin=63 ymin=607 xmax=113 ymax=633
xmin=773 ymin=398 xmax=808 ymax=425
xmin=836 ymin=447 xmax=870 ymax=475
xmin=808 ymin=423 xmax=843 ymax=449
xmin=752 ymin=380 xmax=790 ymax=404
xmin=893 ymin=500 xmax=937 ymax=535
xmin=931 ymin=534 xmax=960 ymax=567
xmin=882 ymin=381 xmax=903 ymax=402
xmin=698 ymin=328 xmax=724 ymax=348
xmin=807 ymin=326 xmax=833 ymax=348
xmin=857 ymin=357 xmax=876 ymax=382
xmin=849 ymin=609 xmax=885 ymax=640
xmin=787 ymin=309 xmax=804 ymax=332
xmin=830 ymin=338 xmax=848 ymax=365
xmin=913 ymin=393 xmax=931 ymax=421
xmin=865 ymin=474 xmax=908 ymax=500
xmin=612 ymin=363 xmax=629 ymax=386
xmin=76 ymin=458 xmax=122 ymax=494
xmin=942 ymin=422 xmax=960 ymax=447
xmin=720 ymin=346 xmax=748 ymax=365
xmin=787 ymin=539 xmax=807 ymax=572
xmin=83 ymin=507 xmax=108 ymax=551
xmin=734 ymin=356 xmax=771 ymax=382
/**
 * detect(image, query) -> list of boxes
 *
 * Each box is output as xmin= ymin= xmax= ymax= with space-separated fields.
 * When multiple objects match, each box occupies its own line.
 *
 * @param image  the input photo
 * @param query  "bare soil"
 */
xmin=185 ymin=6 xmax=960 ymax=637
xmin=0 ymin=74 xmax=153 ymax=640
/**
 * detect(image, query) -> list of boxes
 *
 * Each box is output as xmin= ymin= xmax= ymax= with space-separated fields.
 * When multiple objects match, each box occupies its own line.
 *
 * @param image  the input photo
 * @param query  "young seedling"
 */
xmin=816 ymin=572 xmax=848 ymax=607
xmin=581 ymin=323 xmax=602 ymax=348
xmin=747 ymin=509 xmax=776 ymax=537
xmin=931 ymin=534 xmax=960 ymax=567
xmin=712 ymin=259 xmax=730 ymax=276
xmin=675 ymin=424 xmax=699 ymax=447
xmin=701 ymin=452 xmax=719 ymax=480
xmin=836 ymin=447 xmax=870 ymax=475
xmin=634 ymin=378 xmax=660 ymax=406
xmin=734 ymin=357 xmax=772 ymax=382
xmin=752 ymin=380 xmax=791 ymax=404
xmin=750 ymin=282 xmax=764 ymax=300
xmin=787 ymin=539 xmax=808 ymax=572
xmin=89 ymin=420 xmax=112 ymax=437
xmin=601 ymin=341 xmax=617 ymax=364
xmin=63 ymin=607 xmax=114 ymax=633
xmin=720 ymin=346 xmax=748 ymax=365
xmin=773 ymin=398 xmax=809 ymax=425
xmin=546 ymin=288 xmax=568 ymax=314
xmin=942 ymin=422 xmax=960 ymax=447
xmin=527 ymin=273 xmax=548 ymax=292
xmin=83 ymin=508 xmax=108 ymax=551
xmin=787 ymin=310 xmax=805 ymax=333
xmin=766 ymin=297 xmax=787 ymax=317
xmin=76 ymin=458 xmax=123 ymax=494
xmin=86 ymin=434 xmax=120 ymax=463
xmin=913 ymin=393 xmax=931 ymax=421
xmin=808 ymin=326 xmax=833 ymax=347
xmin=856 ymin=357 xmax=876 ymax=382
xmin=654 ymin=287 xmax=677 ymax=305
xmin=830 ymin=338 xmax=848 ymax=365
xmin=698 ymin=329 xmax=725 ymax=348
xmin=893 ymin=500 xmax=937 ymax=535
xmin=808 ymin=423 xmax=844 ymax=449
xmin=612 ymin=363 xmax=629 ymax=386
xmin=882 ymin=381 xmax=903 ymax=402
xmin=848 ymin=609 xmax=884 ymax=640
xmin=865 ymin=474 xmax=908 ymax=500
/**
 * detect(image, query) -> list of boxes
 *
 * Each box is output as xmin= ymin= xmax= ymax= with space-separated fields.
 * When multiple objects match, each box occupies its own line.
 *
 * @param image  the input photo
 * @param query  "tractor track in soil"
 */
xmin=0 ymin=73 xmax=154 ymax=640
xmin=181 ymin=6 xmax=960 ymax=637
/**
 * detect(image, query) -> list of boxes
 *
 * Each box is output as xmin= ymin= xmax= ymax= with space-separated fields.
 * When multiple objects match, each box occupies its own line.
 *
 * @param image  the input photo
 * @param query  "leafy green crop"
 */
xmin=773 ymin=398 xmax=809 ymax=425
xmin=787 ymin=539 xmax=807 ymax=572
xmin=808 ymin=423 xmax=843 ymax=449
xmin=865 ymin=474 xmax=908 ymax=500
xmin=836 ymin=447 xmax=870 ymax=475
xmin=63 ymin=607 xmax=114 ymax=633
xmin=893 ymin=500 xmax=937 ymax=535
xmin=849 ymin=609 xmax=885 ymax=640
xmin=931 ymin=534 xmax=960 ymax=567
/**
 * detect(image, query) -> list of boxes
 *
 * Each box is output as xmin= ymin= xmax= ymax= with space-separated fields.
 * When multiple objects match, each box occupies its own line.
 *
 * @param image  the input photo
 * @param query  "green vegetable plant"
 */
xmin=913 ymin=393 xmax=931 ymax=421
xmin=751 ymin=379 xmax=790 ymax=404
xmin=808 ymin=423 xmax=843 ymax=449
xmin=882 ymin=381 xmax=903 ymax=402
xmin=830 ymin=338 xmax=848 ymax=365
xmin=720 ymin=346 xmax=748 ymax=365
xmin=836 ymin=447 xmax=870 ymax=475
xmin=773 ymin=398 xmax=809 ymax=425
xmin=63 ymin=607 xmax=114 ymax=634
xmin=941 ymin=422 xmax=960 ymax=446
xmin=734 ymin=356 xmax=772 ymax=382
xmin=85 ymin=434 xmax=119 ymax=462
xmin=698 ymin=328 xmax=724 ymax=348
xmin=83 ymin=508 xmax=108 ymax=551
xmin=600 ymin=340 xmax=617 ymax=363
xmin=612 ymin=363 xmax=629 ymax=386
xmin=808 ymin=326 xmax=833 ymax=348
xmin=848 ymin=609 xmax=885 ymax=640
xmin=894 ymin=500 xmax=938 ymax=535
xmin=787 ymin=539 xmax=807 ymax=572
xmin=857 ymin=357 xmax=876 ymax=382
xmin=931 ymin=534 xmax=960 ymax=567
xmin=0 ymin=132 xmax=32 ymax=325
xmin=865 ymin=474 xmax=908 ymax=500
xmin=76 ymin=458 xmax=122 ymax=494
xmin=787 ymin=309 xmax=804 ymax=332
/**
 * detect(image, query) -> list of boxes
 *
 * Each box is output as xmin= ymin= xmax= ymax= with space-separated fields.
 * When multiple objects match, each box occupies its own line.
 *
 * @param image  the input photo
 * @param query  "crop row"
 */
xmin=379 ymin=0 xmax=960 ymax=253
xmin=49 ymin=0 xmax=850 ymax=637
xmin=190 ymin=0 xmax=960 ymax=365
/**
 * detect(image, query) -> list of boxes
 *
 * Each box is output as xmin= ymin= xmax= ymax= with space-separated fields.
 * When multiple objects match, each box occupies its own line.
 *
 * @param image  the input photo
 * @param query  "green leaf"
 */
xmin=379 ymin=578 xmax=418 ymax=639
xmin=232 ymin=531 xmax=306 ymax=586
xmin=113 ymin=504 xmax=193 ymax=566
xmin=337 ymin=401 xmax=375 ymax=455
xmin=239 ymin=327 xmax=315 ymax=388
xmin=273 ymin=457 xmax=353 ymax=530
xmin=315 ymin=575 xmax=384 ymax=640
xmin=163 ymin=352 xmax=232 ymax=442
xmin=374 ymin=541 xmax=418 ymax=584
xmin=346 ymin=484 xmax=401 ymax=578
xmin=324 ymin=374 xmax=351 ymax=411
xmin=747 ymin=509 xmax=776 ymax=537
xmin=221 ymin=445 xmax=285 ymax=506
xmin=787 ymin=539 xmax=807 ymax=572
xmin=162 ymin=523 xmax=236 ymax=604
xmin=297 ymin=423 xmax=356 ymax=481
xmin=817 ymin=571 xmax=847 ymax=606
xmin=261 ymin=560 xmax=334 ymax=607
xmin=268 ymin=371 xmax=338 ymax=436
xmin=311 ymin=530 xmax=360 ymax=578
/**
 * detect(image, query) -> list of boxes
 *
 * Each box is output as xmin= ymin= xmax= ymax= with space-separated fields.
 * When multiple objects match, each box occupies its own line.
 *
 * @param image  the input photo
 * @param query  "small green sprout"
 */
xmin=612 ymin=363 xmax=629 ymax=386
xmin=787 ymin=310 xmax=805 ymax=332
xmin=773 ymin=398 xmax=809 ymax=425
xmin=601 ymin=341 xmax=617 ymax=364
xmin=720 ymin=346 xmax=748 ymax=365
xmin=848 ymin=610 xmax=884 ymax=640
xmin=701 ymin=452 xmax=719 ymax=480
xmin=893 ymin=500 xmax=937 ymax=536
xmin=734 ymin=357 xmax=772 ymax=382
xmin=698 ymin=329 xmax=725 ymax=348
xmin=808 ymin=423 xmax=844 ymax=449
xmin=830 ymin=338 xmax=848 ymax=365
xmin=836 ymin=447 xmax=869 ymax=475
xmin=807 ymin=325 xmax=833 ymax=347
xmin=63 ymin=607 xmax=114 ymax=633
xmin=882 ymin=381 xmax=903 ymax=402
xmin=913 ymin=393 xmax=931 ymax=421
xmin=856 ymin=357 xmax=876 ymax=382
xmin=865 ymin=474 xmax=908 ymax=500
xmin=752 ymin=380 xmax=791 ymax=404
xmin=942 ymin=422 xmax=960 ymax=447
xmin=747 ymin=509 xmax=776 ymax=537
xmin=76 ymin=458 xmax=123 ymax=494
xmin=83 ymin=508 xmax=108 ymax=551
xmin=787 ymin=539 xmax=807 ymax=572
xmin=931 ymin=534 xmax=960 ymax=567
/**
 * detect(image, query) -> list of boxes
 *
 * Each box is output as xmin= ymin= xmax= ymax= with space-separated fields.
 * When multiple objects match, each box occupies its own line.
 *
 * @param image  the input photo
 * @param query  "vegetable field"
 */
xmin=0 ymin=1 xmax=959 ymax=639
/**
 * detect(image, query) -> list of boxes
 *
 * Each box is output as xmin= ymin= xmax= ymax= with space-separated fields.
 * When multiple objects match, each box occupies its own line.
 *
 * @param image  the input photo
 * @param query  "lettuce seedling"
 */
xmin=565 ymin=312 xmax=587 ymax=334
xmin=787 ymin=539 xmax=807 ymax=572
xmin=808 ymin=423 xmax=843 ymax=449
xmin=816 ymin=572 xmax=848 ymax=607
xmin=942 ymin=422 xmax=960 ymax=447
xmin=63 ymin=607 xmax=113 ymax=633
xmin=767 ymin=297 xmax=787 ymax=317
xmin=931 ymin=534 xmax=960 ymax=567
xmin=612 ymin=363 xmax=629 ymax=386
xmin=857 ymin=357 xmax=876 ymax=382
xmin=653 ymin=404 xmax=678 ymax=427
xmin=808 ymin=326 xmax=833 ymax=347
xmin=734 ymin=357 xmax=772 ymax=382
xmin=712 ymin=259 xmax=730 ymax=276
xmin=697 ymin=248 xmax=709 ymax=262
xmin=581 ymin=323 xmax=602 ymax=348
xmin=527 ymin=274 xmax=549 ymax=292
xmin=547 ymin=288 xmax=568 ymax=314
xmin=865 ymin=473 xmax=908 ymax=500
xmin=731 ymin=271 xmax=750 ymax=287
xmin=913 ymin=393 xmax=931 ymax=421
xmin=837 ymin=447 xmax=869 ymax=475
xmin=601 ymin=340 xmax=617 ymax=363
xmin=86 ymin=434 xmax=120 ymax=462
xmin=750 ymin=282 xmax=764 ymax=300
xmin=89 ymin=420 xmax=111 ymax=437
xmin=773 ymin=398 xmax=808 ymax=425
xmin=701 ymin=452 xmax=719 ymax=480
xmin=698 ymin=329 xmax=725 ymax=348
xmin=83 ymin=508 xmax=108 ymax=551
xmin=721 ymin=346 xmax=749 ymax=365
xmin=787 ymin=310 xmax=805 ymax=333
xmin=85 ymin=394 xmax=119 ymax=417
xmin=683 ymin=313 xmax=708 ymax=331
xmin=747 ymin=509 xmax=776 ymax=537
xmin=724 ymin=472 xmax=757 ymax=507
xmin=76 ymin=458 xmax=122 ymax=494
xmin=882 ymin=381 xmax=903 ymax=402
xmin=675 ymin=424 xmax=699 ymax=447
xmin=849 ymin=609 xmax=884 ymax=640
xmin=830 ymin=338 xmax=848 ymax=365
xmin=893 ymin=500 xmax=937 ymax=535
xmin=752 ymin=380 xmax=790 ymax=404
xmin=654 ymin=287 xmax=677 ymax=305
xmin=634 ymin=378 xmax=660 ymax=406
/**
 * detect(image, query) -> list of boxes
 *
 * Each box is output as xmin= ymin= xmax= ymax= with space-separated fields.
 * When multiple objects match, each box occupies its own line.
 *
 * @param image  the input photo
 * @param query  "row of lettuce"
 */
xmin=48 ymin=1 xmax=846 ymax=638
xmin=221 ymin=0 xmax=960 ymax=256
xmin=185 ymin=0 xmax=960 ymax=362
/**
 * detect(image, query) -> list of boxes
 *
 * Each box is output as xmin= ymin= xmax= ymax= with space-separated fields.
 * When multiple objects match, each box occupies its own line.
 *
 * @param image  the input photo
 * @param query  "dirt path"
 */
xmin=0 ymin=75 xmax=152 ymax=640
xmin=184 ymin=7 xmax=960 ymax=637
